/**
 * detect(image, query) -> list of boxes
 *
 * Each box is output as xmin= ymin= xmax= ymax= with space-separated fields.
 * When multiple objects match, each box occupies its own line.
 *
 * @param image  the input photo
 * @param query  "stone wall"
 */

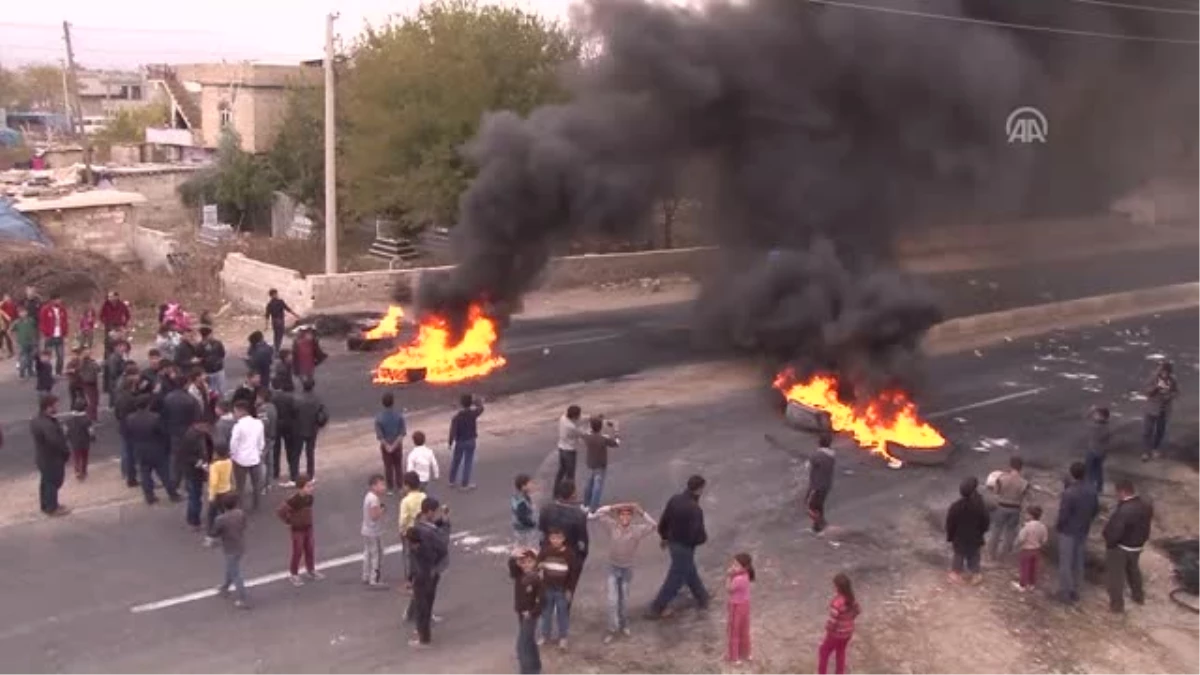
xmin=130 ymin=226 xmax=178 ymax=270
xmin=105 ymin=166 xmax=203 ymax=231
xmin=27 ymin=204 xmax=138 ymax=264
xmin=220 ymin=253 xmax=310 ymax=313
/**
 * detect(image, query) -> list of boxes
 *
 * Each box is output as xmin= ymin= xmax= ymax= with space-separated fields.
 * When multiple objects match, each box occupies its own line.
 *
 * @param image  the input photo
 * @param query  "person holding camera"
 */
xmin=582 ymin=416 xmax=620 ymax=513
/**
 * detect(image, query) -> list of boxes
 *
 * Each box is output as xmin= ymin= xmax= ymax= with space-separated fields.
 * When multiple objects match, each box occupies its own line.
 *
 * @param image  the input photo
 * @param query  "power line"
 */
xmin=801 ymin=0 xmax=1200 ymax=45
xmin=1065 ymin=0 xmax=1199 ymax=15
xmin=0 ymin=21 xmax=218 ymax=35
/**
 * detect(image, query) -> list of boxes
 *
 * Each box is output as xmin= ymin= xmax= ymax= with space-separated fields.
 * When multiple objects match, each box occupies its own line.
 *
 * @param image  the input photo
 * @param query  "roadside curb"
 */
xmin=925 ymin=282 xmax=1198 ymax=354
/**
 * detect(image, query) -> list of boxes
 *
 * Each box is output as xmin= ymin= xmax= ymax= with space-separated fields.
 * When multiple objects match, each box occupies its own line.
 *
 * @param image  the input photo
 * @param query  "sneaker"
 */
xmin=307 ymin=570 xmax=326 ymax=581
xmin=1011 ymin=581 xmax=1026 ymax=592
xmin=603 ymin=633 xmax=615 ymax=645
xmin=463 ymin=484 xmax=477 ymax=491
xmin=234 ymin=600 xmax=251 ymax=610
xmin=621 ymin=627 xmax=631 ymax=637
xmin=289 ymin=575 xmax=305 ymax=587
xmin=432 ymin=613 xmax=444 ymax=623
xmin=407 ymin=639 xmax=429 ymax=649
xmin=536 ymin=637 xmax=546 ymax=646
xmin=279 ymin=480 xmax=295 ymax=488
xmin=203 ymin=536 xmax=217 ymax=548
xmin=558 ymin=638 xmax=569 ymax=650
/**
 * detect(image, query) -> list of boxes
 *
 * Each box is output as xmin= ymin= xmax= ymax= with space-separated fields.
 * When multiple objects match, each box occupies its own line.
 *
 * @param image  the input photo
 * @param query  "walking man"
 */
xmin=292 ymin=378 xmax=327 ymax=481
xmin=987 ymin=457 xmax=1029 ymax=560
xmin=1141 ymin=361 xmax=1178 ymax=460
xmin=1102 ymin=479 xmax=1154 ymax=613
xmin=31 ymin=395 xmax=71 ymax=516
xmin=229 ymin=400 xmax=266 ymax=511
xmin=448 ymin=394 xmax=485 ymax=490
xmin=555 ymin=405 xmax=584 ymax=490
xmin=1085 ymin=406 xmax=1111 ymax=494
xmin=582 ymin=417 xmax=620 ymax=513
xmin=648 ymin=475 xmax=711 ymax=618
xmin=806 ymin=433 xmax=836 ymax=533
xmin=1055 ymin=461 xmax=1099 ymax=604
xmin=375 ymin=393 xmax=407 ymax=494
xmin=264 ymin=289 xmax=298 ymax=353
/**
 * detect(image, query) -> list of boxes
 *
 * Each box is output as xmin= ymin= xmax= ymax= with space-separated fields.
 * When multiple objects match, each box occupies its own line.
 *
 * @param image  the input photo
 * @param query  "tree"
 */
xmin=341 ymin=0 xmax=580 ymax=231
xmin=178 ymin=130 xmax=278 ymax=231
xmin=268 ymin=84 xmax=327 ymax=211
xmin=13 ymin=64 xmax=66 ymax=111
xmin=94 ymin=102 xmax=170 ymax=144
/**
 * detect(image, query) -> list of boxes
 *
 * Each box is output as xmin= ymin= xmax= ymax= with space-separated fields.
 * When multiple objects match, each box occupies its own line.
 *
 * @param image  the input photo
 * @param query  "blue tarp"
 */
xmin=0 ymin=200 xmax=50 ymax=246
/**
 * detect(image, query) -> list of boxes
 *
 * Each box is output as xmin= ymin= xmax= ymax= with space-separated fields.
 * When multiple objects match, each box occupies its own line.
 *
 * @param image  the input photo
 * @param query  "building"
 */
xmin=145 ymin=62 xmax=321 ymax=156
xmin=76 ymin=69 xmax=149 ymax=118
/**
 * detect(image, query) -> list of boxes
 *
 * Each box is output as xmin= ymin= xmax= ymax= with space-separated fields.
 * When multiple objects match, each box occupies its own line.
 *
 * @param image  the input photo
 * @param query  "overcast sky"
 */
xmin=0 ymin=0 xmax=578 ymax=70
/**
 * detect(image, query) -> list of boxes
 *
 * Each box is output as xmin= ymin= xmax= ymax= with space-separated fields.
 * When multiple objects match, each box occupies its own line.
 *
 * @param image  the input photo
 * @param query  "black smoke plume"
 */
xmin=417 ymin=0 xmax=1196 ymax=393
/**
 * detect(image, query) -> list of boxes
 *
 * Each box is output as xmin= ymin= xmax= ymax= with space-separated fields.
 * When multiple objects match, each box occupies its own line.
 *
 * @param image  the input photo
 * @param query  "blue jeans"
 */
xmin=45 ymin=336 xmax=64 ymax=374
xmin=650 ymin=542 xmax=710 ymax=613
xmin=1143 ymin=412 xmax=1168 ymax=452
xmin=185 ymin=474 xmax=204 ymax=527
xmin=607 ymin=565 xmax=633 ymax=632
xmin=449 ymin=439 xmax=476 ymax=487
xmin=540 ymin=586 xmax=570 ymax=640
xmin=1057 ymin=533 xmax=1087 ymax=601
xmin=18 ymin=343 xmax=35 ymax=378
xmin=583 ymin=468 xmax=606 ymax=512
xmin=516 ymin=616 xmax=541 ymax=674
xmin=221 ymin=552 xmax=247 ymax=601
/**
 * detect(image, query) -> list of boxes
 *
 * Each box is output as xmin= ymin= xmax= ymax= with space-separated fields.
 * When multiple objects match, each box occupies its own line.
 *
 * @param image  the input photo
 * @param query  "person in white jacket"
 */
xmin=406 ymin=431 xmax=439 ymax=488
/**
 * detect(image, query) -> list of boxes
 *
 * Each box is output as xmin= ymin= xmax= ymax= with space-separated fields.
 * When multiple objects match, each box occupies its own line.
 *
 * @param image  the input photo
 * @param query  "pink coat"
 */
xmin=727 ymin=570 xmax=751 ymax=606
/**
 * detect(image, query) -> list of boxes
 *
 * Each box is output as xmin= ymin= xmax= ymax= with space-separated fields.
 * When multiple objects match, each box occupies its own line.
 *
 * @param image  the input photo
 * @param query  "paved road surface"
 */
xmin=0 ymin=309 xmax=1193 ymax=672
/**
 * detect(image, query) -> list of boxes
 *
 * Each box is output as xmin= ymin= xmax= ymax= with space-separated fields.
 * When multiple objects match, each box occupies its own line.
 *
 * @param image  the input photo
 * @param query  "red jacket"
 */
xmin=0 ymin=299 xmax=17 ymax=322
xmin=825 ymin=594 xmax=859 ymax=639
xmin=38 ymin=303 xmax=69 ymax=339
xmin=100 ymin=300 xmax=131 ymax=329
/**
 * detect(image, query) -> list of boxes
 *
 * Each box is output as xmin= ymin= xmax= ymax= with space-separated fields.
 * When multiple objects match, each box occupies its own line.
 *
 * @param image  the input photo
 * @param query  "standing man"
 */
xmin=1085 ymin=407 xmax=1111 ymax=495
xmin=76 ymin=347 xmax=101 ymax=422
xmin=539 ymin=479 xmax=590 ymax=600
xmin=1142 ymin=361 xmax=1178 ymax=461
xmin=23 ymin=286 xmax=43 ymax=329
xmin=291 ymin=328 xmax=326 ymax=385
xmin=582 ymin=417 xmax=620 ymax=513
xmin=375 ymin=393 xmax=407 ymax=494
xmin=126 ymin=395 xmax=180 ymax=505
xmin=179 ymin=417 xmax=213 ymax=532
xmin=104 ymin=339 xmax=130 ymax=410
xmin=99 ymin=291 xmax=131 ymax=355
xmin=555 ymin=405 xmax=584 ymax=491
xmin=448 ymin=394 xmax=485 ymax=491
xmin=30 ymin=395 xmax=71 ymax=517
xmin=246 ymin=331 xmax=274 ymax=385
xmin=1103 ymin=479 xmax=1154 ymax=613
xmin=805 ymin=433 xmax=836 ymax=534
xmin=38 ymin=293 xmax=69 ymax=375
xmin=292 ymin=378 xmax=327 ymax=482
xmin=408 ymin=497 xmax=451 ymax=648
xmin=271 ymin=349 xmax=297 ymax=393
xmin=229 ymin=400 xmax=266 ymax=511
xmin=113 ymin=371 xmax=141 ymax=488
xmin=264 ymin=289 xmax=298 ymax=354
xmin=1055 ymin=461 xmax=1100 ymax=605
xmin=987 ymin=457 xmax=1030 ymax=561
xmin=197 ymin=326 xmax=227 ymax=398
xmin=162 ymin=375 xmax=201 ymax=492
xmin=648 ymin=475 xmax=710 ymax=618
xmin=0 ymin=293 xmax=15 ymax=360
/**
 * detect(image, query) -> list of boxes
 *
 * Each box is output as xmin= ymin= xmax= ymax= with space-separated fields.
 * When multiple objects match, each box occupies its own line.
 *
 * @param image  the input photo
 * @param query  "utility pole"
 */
xmin=61 ymin=21 xmax=82 ymax=136
xmin=323 ymin=12 xmax=339 ymax=274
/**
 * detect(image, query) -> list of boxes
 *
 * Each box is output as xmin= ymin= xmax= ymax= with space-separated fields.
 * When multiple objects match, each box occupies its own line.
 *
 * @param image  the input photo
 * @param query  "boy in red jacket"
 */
xmin=38 ymin=294 xmax=69 ymax=375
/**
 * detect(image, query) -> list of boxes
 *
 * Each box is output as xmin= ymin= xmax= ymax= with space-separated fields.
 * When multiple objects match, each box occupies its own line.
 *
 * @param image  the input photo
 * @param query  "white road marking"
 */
xmin=130 ymin=530 xmax=489 ymax=613
xmin=926 ymin=387 xmax=1045 ymax=419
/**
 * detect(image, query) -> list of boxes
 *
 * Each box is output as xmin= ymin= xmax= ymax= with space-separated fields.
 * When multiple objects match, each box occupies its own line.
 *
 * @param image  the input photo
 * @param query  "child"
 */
xmin=405 ymin=431 xmax=439 ymax=489
xmin=205 ymin=445 xmax=235 ymax=545
xmin=78 ymin=304 xmax=96 ymax=350
xmin=590 ymin=502 xmax=657 ymax=642
xmin=1013 ymin=505 xmax=1048 ymax=592
xmin=212 ymin=492 xmax=250 ymax=609
xmin=818 ymin=573 xmax=860 ymax=675
xmin=13 ymin=307 xmax=38 ymax=379
xmin=278 ymin=475 xmax=323 ymax=586
xmin=508 ymin=548 xmax=544 ymax=675
xmin=362 ymin=474 xmax=388 ymax=587
xmin=807 ymin=433 xmax=836 ymax=533
xmin=398 ymin=471 xmax=427 ymax=592
xmin=512 ymin=473 xmax=539 ymax=550
xmin=538 ymin=526 xmax=579 ymax=650
xmin=35 ymin=349 xmax=55 ymax=402
xmin=63 ymin=397 xmax=94 ymax=480
xmin=726 ymin=552 xmax=755 ymax=664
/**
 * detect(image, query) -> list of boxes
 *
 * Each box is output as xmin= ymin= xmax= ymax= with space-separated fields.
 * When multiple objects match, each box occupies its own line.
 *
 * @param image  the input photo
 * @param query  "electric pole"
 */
xmin=61 ymin=21 xmax=82 ymax=136
xmin=323 ymin=12 xmax=339 ymax=274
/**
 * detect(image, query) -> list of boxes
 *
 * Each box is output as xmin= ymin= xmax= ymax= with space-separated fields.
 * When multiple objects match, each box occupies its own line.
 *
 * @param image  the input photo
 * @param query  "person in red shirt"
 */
xmin=291 ymin=328 xmax=327 ymax=383
xmin=38 ymin=294 xmax=69 ymax=375
xmin=0 ymin=293 xmax=16 ymax=359
xmin=818 ymin=573 xmax=861 ymax=674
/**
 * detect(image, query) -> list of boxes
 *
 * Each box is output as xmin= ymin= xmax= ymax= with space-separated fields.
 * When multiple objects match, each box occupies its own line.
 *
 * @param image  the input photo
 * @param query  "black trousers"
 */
xmin=38 ymin=465 xmax=65 ymax=513
xmin=1106 ymin=548 xmax=1145 ymax=611
xmin=554 ymin=450 xmax=577 ymax=491
xmin=271 ymin=323 xmax=286 ymax=353
xmin=292 ymin=435 xmax=316 ymax=480
xmin=409 ymin=572 xmax=441 ymax=644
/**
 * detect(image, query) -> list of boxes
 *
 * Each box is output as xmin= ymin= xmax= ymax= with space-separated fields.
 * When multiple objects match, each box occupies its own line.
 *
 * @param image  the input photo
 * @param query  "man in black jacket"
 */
xmin=30 ymin=395 xmax=71 ymax=516
xmin=113 ymin=371 xmax=141 ymax=488
xmin=1102 ymin=479 xmax=1154 ymax=613
xmin=161 ymin=377 xmax=200 ymax=492
xmin=538 ymin=479 xmax=589 ymax=597
xmin=126 ymin=396 xmax=181 ymax=505
xmin=407 ymin=497 xmax=451 ymax=647
xmin=197 ymin=326 xmax=227 ymax=398
xmin=291 ymin=378 xmax=327 ymax=481
xmin=179 ymin=418 xmax=213 ymax=531
xmin=246 ymin=331 xmax=274 ymax=385
xmin=806 ymin=433 xmax=835 ymax=533
xmin=1055 ymin=461 xmax=1099 ymax=604
xmin=648 ymin=475 xmax=710 ymax=617
xmin=945 ymin=476 xmax=990 ymax=585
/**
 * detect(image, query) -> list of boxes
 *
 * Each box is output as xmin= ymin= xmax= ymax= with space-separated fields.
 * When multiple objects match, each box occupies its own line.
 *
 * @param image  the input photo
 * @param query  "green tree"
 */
xmin=268 ymin=84 xmax=327 ymax=210
xmin=94 ymin=102 xmax=170 ymax=144
xmin=341 ymin=0 xmax=580 ymax=231
xmin=14 ymin=64 xmax=66 ymax=111
xmin=178 ymin=130 xmax=278 ymax=231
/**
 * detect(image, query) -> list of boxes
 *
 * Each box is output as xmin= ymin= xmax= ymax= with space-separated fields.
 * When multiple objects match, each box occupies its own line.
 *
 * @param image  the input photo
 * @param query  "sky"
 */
xmin=0 ymin=0 xmax=578 ymax=70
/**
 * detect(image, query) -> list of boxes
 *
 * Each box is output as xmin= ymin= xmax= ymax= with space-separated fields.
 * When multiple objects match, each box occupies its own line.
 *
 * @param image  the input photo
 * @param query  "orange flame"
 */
xmin=773 ymin=369 xmax=945 ymax=461
xmin=373 ymin=304 xmax=507 ymax=385
xmin=363 ymin=305 xmax=406 ymax=340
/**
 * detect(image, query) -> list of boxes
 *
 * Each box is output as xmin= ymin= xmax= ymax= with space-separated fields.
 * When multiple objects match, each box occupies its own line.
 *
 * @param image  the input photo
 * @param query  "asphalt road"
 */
xmin=0 ymin=308 xmax=1193 ymax=673
xmin=0 ymin=242 xmax=1195 ymax=480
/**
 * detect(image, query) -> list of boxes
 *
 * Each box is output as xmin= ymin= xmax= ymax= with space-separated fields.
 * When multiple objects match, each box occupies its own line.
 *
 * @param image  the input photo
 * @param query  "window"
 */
xmin=218 ymin=101 xmax=233 ymax=128
xmin=129 ymin=85 xmax=142 ymax=100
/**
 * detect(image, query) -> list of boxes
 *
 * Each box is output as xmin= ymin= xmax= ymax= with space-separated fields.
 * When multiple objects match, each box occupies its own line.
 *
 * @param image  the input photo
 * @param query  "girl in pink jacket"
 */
xmin=726 ymin=552 xmax=755 ymax=663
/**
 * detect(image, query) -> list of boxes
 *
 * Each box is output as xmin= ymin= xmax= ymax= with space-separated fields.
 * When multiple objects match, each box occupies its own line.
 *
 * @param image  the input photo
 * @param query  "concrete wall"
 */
xmin=130 ymin=225 xmax=178 ymax=270
xmin=105 ymin=166 xmax=203 ymax=231
xmin=27 ymin=204 xmax=138 ymax=264
xmin=220 ymin=253 xmax=310 ymax=313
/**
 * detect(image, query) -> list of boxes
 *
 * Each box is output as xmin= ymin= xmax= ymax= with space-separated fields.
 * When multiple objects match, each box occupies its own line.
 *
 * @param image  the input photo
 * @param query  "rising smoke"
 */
xmin=417 ymin=0 xmax=1196 ymax=394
